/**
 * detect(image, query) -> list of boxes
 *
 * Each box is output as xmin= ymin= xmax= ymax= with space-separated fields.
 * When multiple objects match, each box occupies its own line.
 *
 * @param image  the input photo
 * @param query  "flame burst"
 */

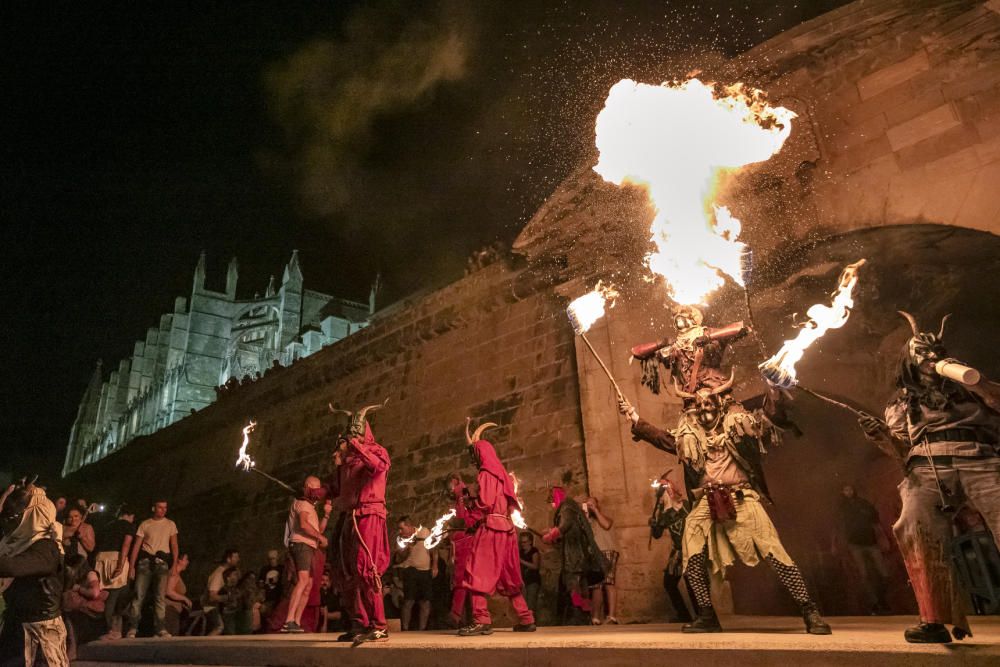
xmin=423 ymin=509 xmax=458 ymax=550
xmin=235 ymin=421 xmax=257 ymax=471
xmin=593 ymin=78 xmax=795 ymax=305
xmin=509 ymin=472 xmax=528 ymax=530
xmin=759 ymin=260 xmax=867 ymax=388
xmin=567 ymin=282 xmax=619 ymax=334
xmin=396 ymin=526 xmax=424 ymax=551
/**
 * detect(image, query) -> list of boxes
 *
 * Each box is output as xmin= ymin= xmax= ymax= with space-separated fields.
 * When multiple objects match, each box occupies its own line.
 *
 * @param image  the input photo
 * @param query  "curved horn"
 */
xmin=328 ymin=403 xmax=352 ymax=417
xmin=465 ymin=417 xmax=473 ymax=445
xmin=471 ymin=422 xmax=498 ymax=442
xmin=355 ymin=398 xmax=389 ymax=422
xmin=709 ymin=370 xmax=736 ymax=396
xmin=672 ymin=378 xmax=696 ymax=399
xmin=897 ymin=310 xmax=919 ymax=337
xmin=937 ymin=313 xmax=951 ymax=340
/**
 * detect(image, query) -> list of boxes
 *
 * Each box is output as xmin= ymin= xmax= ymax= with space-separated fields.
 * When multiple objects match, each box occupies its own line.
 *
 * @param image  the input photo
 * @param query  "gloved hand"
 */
xmin=617 ymin=397 xmax=639 ymax=424
xmin=857 ymin=411 xmax=885 ymax=438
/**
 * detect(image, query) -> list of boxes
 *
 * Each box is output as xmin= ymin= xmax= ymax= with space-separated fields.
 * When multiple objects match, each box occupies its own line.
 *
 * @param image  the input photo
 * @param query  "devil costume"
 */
xmin=630 ymin=305 xmax=749 ymax=398
xmin=448 ymin=477 xmax=481 ymax=624
xmin=458 ymin=422 xmax=536 ymax=636
xmin=328 ymin=403 xmax=391 ymax=645
xmin=621 ymin=377 xmax=831 ymax=634
xmin=858 ymin=312 xmax=1000 ymax=643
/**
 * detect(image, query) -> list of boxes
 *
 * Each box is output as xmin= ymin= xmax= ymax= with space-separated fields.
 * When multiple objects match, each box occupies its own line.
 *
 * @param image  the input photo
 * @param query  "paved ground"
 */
xmin=76 ymin=616 xmax=1000 ymax=667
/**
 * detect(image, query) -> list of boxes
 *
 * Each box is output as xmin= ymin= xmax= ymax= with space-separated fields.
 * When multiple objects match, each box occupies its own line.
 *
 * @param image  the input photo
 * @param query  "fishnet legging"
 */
xmin=683 ymin=547 xmax=813 ymax=609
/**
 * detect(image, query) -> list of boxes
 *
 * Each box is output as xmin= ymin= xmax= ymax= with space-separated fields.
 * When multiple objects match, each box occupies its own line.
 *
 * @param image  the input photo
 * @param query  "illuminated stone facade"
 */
xmin=63 ymin=251 xmax=370 ymax=475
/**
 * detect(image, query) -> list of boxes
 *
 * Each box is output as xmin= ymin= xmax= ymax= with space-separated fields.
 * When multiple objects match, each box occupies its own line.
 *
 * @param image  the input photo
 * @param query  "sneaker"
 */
xmin=681 ymin=608 xmax=722 ymax=633
xmin=512 ymin=623 xmax=536 ymax=632
xmin=605 ymin=616 xmax=620 ymax=625
xmin=904 ymin=622 xmax=952 ymax=644
xmin=458 ymin=623 xmax=493 ymax=636
xmin=337 ymin=631 xmax=361 ymax=643
xmin=125 ymin=629 xmax=137 ymax=639
xmin=99 ymin=630 xmax=122 ymax=641
xmin=352 ymin=628 xmax=389 ymax=646
xmin=155 ymin=630 xmax=172 ymax=638
xmin=283 ymin=621 xmax=306 ymax=634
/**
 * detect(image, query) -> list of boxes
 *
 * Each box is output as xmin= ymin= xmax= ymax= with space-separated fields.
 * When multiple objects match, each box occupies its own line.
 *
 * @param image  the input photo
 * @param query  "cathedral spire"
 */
xmin=193 ymin=251 xmax=207 ymax=292
xmin=226 ymin=257 xmax=239 ymax=298
xmin=266 ymin=275 xmax=276 ymax=298
xmin=282 ymin=249 xmax=303 ymax=285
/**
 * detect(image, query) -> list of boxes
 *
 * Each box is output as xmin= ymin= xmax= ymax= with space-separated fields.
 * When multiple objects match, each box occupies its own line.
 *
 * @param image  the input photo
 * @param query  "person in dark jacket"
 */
xmin=542 ymin=487 xmax=608 ymax=623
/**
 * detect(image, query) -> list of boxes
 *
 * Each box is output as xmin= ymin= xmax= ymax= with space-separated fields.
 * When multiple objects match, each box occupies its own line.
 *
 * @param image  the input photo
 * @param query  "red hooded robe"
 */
xmin=462 ymin=440 xmax=524 ymax=596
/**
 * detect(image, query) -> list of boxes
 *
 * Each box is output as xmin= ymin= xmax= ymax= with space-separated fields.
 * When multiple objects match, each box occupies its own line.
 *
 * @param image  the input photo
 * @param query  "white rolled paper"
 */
xmin=935 ymin=359 xmax=981 ymax=386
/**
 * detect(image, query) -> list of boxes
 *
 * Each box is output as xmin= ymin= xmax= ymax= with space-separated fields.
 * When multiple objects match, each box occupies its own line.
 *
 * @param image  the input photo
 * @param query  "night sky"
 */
xmin=3 ymin=1 xmax=849 ymax=483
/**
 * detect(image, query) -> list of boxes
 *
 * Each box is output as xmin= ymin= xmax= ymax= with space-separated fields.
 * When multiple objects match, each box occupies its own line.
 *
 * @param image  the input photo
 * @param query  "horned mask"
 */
xmin=329 ymin=399 xmax=388 ymax=439
xmin=898 ymin=311 xmax=949 ymax=368
xmin=673 ymin=370 xmax=734 ymax=430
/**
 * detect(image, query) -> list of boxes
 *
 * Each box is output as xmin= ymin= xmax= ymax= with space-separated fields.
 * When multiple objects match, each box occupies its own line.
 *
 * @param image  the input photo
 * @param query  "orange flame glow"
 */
xmin=594 ymin=78 xmax=795 ymax=305
xmin=567 ymin=282 xmax=619 ymax=334
xmin=235 ymin=421 xmax=257 ymax=471
xmin=759 ymin=260 xmax=867 ymax=387
xmin=509 ymin=472 xmax=528 ymax=530
xmin=423 ymin=509 xmax=458 ymax=550
xmin=396 ymin=526 xmax=425 ymax=551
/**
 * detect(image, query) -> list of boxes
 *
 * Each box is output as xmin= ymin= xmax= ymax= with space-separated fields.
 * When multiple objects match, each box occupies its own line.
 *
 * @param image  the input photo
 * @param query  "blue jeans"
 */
xmin=127 ymin=558 xmax=170 ymax=633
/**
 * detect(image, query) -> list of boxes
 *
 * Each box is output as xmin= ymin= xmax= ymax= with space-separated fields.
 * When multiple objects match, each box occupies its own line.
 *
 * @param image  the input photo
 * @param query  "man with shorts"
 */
xmin=281 ymin=476 xmax=328 ymax=633
xmin=395 ymin=516 xmax=437 ymax=631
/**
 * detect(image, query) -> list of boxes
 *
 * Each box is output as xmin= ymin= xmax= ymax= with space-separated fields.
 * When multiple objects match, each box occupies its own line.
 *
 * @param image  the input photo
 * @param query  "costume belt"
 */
xmin=695 ymin=481 xmax=753 ymax=493
xmin=920 ymin=427 xmax=997 ymax=445
xmin=907 ymin=454 xmax=998 ymax=468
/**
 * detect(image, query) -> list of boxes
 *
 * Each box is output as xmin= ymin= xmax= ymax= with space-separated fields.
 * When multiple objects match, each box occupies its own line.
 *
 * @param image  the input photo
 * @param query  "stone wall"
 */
xmin=66 ymin=260 xmax=588 ymax=624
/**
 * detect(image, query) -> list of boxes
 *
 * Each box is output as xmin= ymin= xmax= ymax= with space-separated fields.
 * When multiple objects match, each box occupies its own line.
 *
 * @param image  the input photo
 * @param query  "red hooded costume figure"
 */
xmin=459 ymin=422 xmax=535 ymax=634
xmin=329 ymin=410 xmax=391 ymax=640
xmin=448 ymin=477 xmax=482 ymax=622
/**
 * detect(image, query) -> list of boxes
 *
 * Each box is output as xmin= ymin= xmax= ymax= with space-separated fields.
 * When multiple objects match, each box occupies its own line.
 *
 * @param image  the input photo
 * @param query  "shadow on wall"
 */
xmin=726 ymin=223 xmax=1000 ymax=615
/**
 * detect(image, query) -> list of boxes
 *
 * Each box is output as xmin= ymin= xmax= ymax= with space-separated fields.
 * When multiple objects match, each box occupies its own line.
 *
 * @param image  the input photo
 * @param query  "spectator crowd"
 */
xmin=1 ymin=472 xmax=639 ymax=664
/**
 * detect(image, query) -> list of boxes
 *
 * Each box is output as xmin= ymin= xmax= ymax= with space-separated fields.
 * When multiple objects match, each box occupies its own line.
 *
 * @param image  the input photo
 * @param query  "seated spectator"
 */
xmin=219 ymin=567 xmax=241 ymax=635
xmin=61 ymin=507 xmax=95 ymax=560
xmin=164 ymin=554 xmax=193 ymax=636
xmin=203 ymin=549 xmax=240 ymax=636
xmin=257 ymin=549 xmax=283 ymax=615
xmin=318 ymin=570 xmax=343 ymax=633
xmin=237 ymin=572 xmax=263 ymax=633
xmin=519 ymin=532 xmax=542 ymax=614
xmin=62 ymin=553 xmax=106 ymax=659
xmin=95 ymin=505 xmax=136 ymax=640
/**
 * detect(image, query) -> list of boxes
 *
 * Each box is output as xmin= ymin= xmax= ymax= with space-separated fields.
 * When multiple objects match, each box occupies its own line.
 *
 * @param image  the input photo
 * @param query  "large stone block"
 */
xmin=857 ymin=49 xmax=931 ymax=100
xmin=886 ymin=103 xmax=961 ymax=151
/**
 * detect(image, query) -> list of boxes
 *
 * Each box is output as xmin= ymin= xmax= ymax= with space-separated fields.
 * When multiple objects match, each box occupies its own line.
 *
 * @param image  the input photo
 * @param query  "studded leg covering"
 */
xmin=685 ymin=547 xmax=714 ymax=609
xmin=766 ymin=555 xmax=812 ymax=606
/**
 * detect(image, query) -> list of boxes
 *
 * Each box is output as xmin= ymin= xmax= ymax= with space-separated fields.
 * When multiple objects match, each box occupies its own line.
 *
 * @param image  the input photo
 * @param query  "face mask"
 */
xmin=305 ymin=487 xmax=328 ymax=501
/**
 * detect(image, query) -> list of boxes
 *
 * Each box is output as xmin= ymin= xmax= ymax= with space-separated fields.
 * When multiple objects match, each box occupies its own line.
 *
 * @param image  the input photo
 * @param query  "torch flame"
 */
xmin=423 ymin=509 xmax=458 ymax=550
xmin=509 ymin=471 xmax=528 ymax=530
xmin=567 ymin=282 xmax=619 ymax=334
xmin=235 ymin=421 xmax=257 ymax=471
xmin=396 ymin=526 xmax=424 ymax=551
xmin=594 ymin=78 xmax=795 ymax=305
xmin=759 ymin=259 xmax=867 ymax=388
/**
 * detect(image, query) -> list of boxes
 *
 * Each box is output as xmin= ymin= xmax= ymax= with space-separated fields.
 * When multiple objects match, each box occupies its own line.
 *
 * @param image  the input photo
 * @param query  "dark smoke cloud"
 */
xmin=265 ymin=1 xmax=473 ymax=218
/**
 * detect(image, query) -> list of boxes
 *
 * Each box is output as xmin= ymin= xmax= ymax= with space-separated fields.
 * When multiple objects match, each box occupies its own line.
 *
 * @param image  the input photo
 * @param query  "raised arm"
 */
xmin=617 ymin=397 xmax=677 ymax=454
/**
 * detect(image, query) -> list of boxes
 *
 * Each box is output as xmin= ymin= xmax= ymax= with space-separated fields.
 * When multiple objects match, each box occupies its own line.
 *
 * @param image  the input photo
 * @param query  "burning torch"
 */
xmin=758 ymin=259 xmax=869 ymax=417
xmin=423 ymin=509 xmax=458 ymax=550
xmin=235 ymin=421 xmax=296 ymax=494
xmin=566 ymin=284 xmax=628 ymax=403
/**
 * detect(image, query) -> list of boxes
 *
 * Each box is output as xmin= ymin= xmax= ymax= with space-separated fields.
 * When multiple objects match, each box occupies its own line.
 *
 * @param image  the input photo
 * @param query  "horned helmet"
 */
xmin=898 ymin=311 xmax=949 ymax=371
xmin=465 ymin=418 xmax=498 ymax=468
xmin=673 ymin=305 xmax=704 ymax=333
xmin=673 ymin=370 xmax=735 ymax=430
xmin=328 ymin=399 xmax=388 ymax=441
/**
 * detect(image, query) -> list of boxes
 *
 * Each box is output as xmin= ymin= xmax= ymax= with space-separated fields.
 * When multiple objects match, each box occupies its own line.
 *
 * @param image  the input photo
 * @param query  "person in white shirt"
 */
xmin=125 ymin=500 xmax=178 ymax=638
xmin=394 ymin=516 xmax=438 ymax=631
xmin=281 ymin=476 xmax=329 ymax=633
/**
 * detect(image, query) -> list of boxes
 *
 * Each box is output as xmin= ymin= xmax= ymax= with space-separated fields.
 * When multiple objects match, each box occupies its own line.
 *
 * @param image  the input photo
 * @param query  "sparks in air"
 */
xmin=593 ymin=78 xmax=795 ymax=305
xmin=423 ymin=509 xmax=458 ymax=550
xmin=759 ymin=260 xmax=867 ymax=388
xmin=567 ymin=282 xmax=620 ymax=335
xmin=235 ymin=421 xmax=257 ymax=471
